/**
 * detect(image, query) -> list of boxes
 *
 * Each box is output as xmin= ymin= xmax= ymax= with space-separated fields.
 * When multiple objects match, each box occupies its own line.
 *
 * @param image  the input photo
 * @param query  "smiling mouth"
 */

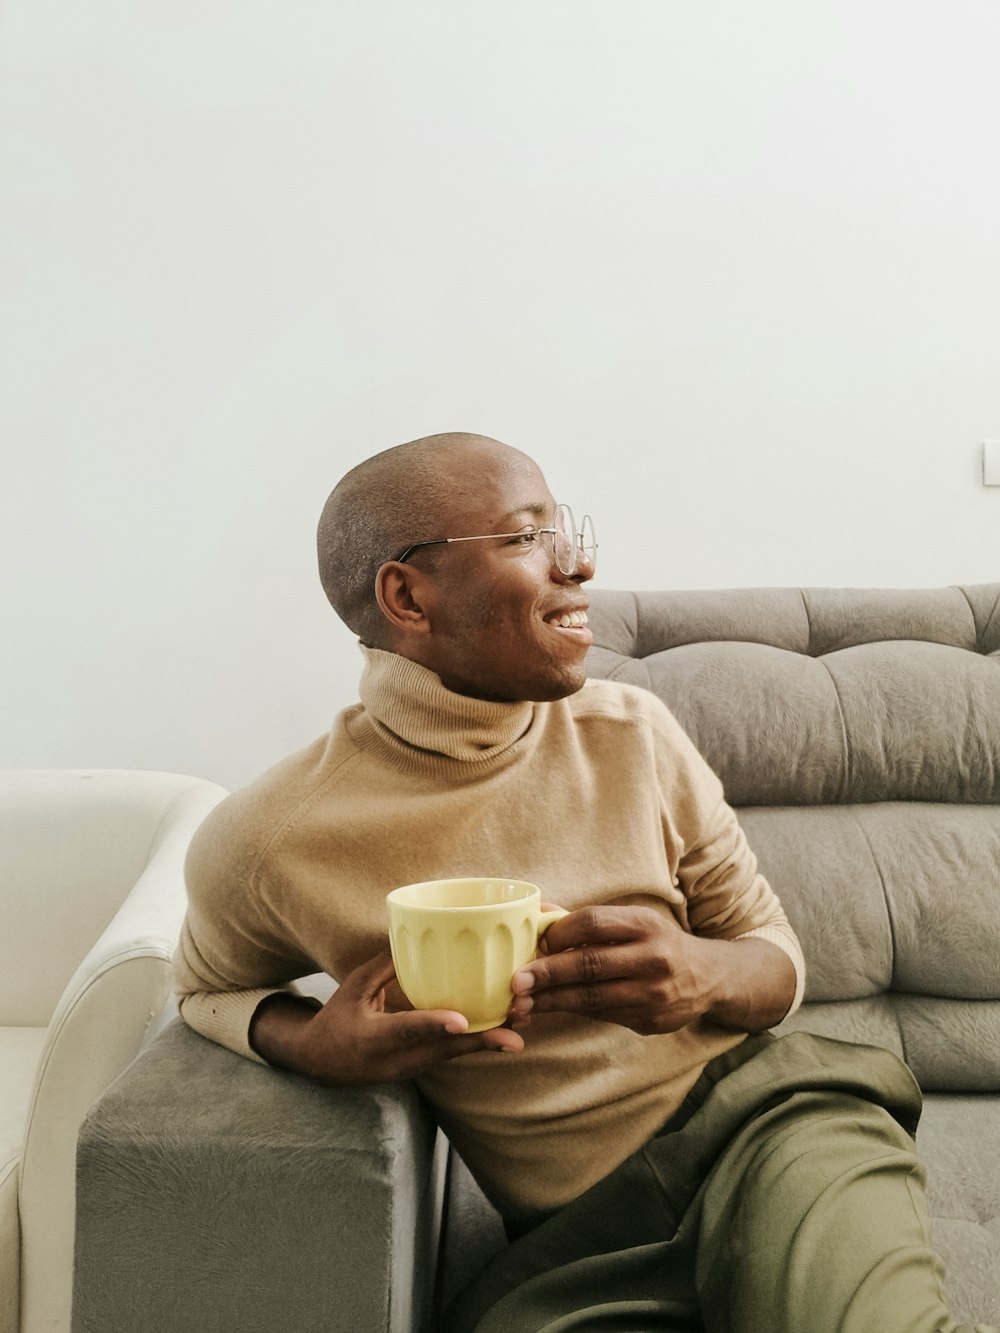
xmin=545 ymin=610 xmax=590 ymax=630
xmin=542 ymin=609 xmax=592 ymax=648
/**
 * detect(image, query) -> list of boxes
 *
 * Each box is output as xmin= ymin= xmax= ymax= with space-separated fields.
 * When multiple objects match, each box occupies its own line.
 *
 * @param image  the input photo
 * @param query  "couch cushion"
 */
xmin=776 ymin=997 xmax=1000 ymax=1092
xmin=587 ymin=585 xmax=1000 ymax=658
xmin=738 ymin=804 xmax=1000 ymax=1004
xmin=587 ymin=585 xmax=1000 ymax=1095
xmin=587 ymin=586 xmax=1000 ymax=808
xmin=0 ymin=1026 xmax=47 ymax=1179
xmin=587 ymin=585 xmax=1000 ymax=662
xmin=918 ymin=1093 xmax=1000 ymax=1325
xmin=0 ymin=1023 xmax=48 ymax=1330
xmin=1 ymin=1159 xmax=19 ymax=1333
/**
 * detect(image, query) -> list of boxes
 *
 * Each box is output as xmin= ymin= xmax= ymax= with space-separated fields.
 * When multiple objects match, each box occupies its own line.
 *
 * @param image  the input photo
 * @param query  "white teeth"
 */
xmin=550 ymin=611 xmax=589 ymax=628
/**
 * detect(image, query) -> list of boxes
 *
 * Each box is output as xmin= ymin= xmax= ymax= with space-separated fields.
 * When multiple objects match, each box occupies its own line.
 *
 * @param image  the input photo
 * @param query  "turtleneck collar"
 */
xmin=354 ymin=647 xmax=538 ymax=774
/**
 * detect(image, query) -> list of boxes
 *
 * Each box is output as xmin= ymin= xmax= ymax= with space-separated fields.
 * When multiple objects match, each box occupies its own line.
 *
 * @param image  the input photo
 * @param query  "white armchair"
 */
xmin=0 ymin=769 xmax=228 ymax=1333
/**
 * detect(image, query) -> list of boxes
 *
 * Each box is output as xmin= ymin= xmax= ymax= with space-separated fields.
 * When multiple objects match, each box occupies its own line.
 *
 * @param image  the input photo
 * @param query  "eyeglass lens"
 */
xmin=554 ymin=505 xmax=597 ymax=575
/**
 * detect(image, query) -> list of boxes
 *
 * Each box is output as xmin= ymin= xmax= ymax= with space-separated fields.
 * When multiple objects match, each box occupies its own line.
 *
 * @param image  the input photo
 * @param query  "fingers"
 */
xmin=339 ymin=947 xmax=400 ymax=999
xmin=512 ymin=976 xmax=667 ymax=1024
xmin=302 ymin=949 xmax=527 ymax=1083
xmin=508 ymin=906 xmax=705 ymax=1036
xmin=353 ymin=957 xmax=523 ymax=1055
xmin=381 ymin=977 xmax=415 ymax=1012
xmin=514 ymin=938 xmax=653 ymax=999
xmin=510 ymin=967 xmax=649 ymax=1027
xmin=378 ymin=1006 xmax=520 ymax=1047
xmin=540 ymin=905 xmax=662 ymax=952
xmin=515 ymin=906 xmax=678 ymax=990
xmin=371 ymin=1008 xmax=524 ymax=1077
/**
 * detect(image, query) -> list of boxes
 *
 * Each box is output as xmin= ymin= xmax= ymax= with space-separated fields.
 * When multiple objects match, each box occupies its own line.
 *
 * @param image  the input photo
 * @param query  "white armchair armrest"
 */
xmin=2 ymin=771 xmax=227 ymax=1333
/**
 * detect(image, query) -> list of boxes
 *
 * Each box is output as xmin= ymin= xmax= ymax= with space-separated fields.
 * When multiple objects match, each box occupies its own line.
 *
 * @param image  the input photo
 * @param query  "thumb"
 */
xmin=338 ymin=948 xmax=398 ymax=1001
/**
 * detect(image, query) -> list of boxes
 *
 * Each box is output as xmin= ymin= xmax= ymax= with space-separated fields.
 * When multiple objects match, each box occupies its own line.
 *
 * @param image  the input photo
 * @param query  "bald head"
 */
xmin=317 ymin=432 xmax=536 ymax=645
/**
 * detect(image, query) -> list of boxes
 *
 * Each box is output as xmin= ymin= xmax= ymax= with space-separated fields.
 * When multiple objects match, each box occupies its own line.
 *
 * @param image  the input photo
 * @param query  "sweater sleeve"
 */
xmin=172 ymin=796 xmax=319 ymax=1063
xmin=731 ymin=921 xmax=806 ymax=1018
xmin=650 ymin=701 xmax=807 ymax=1018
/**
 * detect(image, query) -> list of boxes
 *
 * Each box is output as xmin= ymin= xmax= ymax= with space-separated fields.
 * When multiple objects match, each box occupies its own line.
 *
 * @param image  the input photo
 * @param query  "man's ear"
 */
xmin=374 ymin=562 xmax=434 ymax=637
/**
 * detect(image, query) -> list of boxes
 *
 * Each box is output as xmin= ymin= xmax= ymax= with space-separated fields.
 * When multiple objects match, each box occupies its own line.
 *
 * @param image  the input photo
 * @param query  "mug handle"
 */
xmin=536 ymin=905 xmax=569 ymax=939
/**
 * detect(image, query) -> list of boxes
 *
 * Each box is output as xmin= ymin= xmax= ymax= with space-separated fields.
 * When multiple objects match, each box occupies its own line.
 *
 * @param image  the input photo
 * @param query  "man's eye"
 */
xmin=511 ymin=531 xmax=539 ymax=546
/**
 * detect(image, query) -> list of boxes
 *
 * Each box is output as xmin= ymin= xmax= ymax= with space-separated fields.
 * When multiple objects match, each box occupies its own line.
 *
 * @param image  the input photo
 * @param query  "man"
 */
xmin=175 ymin=433 xmax=989 ymax=1332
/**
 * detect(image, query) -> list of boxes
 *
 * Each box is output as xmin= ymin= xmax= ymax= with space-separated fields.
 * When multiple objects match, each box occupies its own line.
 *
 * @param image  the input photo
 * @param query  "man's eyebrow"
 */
xmin=499 ymin=502 xmax=550 ymax=526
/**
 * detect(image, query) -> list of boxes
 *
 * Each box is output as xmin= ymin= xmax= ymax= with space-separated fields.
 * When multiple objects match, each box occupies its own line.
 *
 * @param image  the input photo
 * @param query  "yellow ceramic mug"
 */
xmin=386 ymin=878 xmax=567 ymax=1032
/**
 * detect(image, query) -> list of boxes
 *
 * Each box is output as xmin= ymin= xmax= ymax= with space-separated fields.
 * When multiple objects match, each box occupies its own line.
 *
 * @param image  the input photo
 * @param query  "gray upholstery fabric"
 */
xmin=589 ymin=587 xmax=1000 ymax=807
xmin=73 ymin=1021 xmax=443 ymax=1333
xmin=585 ymin=585 xmax=1000 ymax=1097
xmin=918 ymin=1096 xmax=1000 ymax=1323
xmin=443 ymin=584 xmax=1000 ymax=1324
xmin=73 ymin=583 xmax=1000 ymax=1328
xmin=577 ymin=582 xmax=1000 ymax=1324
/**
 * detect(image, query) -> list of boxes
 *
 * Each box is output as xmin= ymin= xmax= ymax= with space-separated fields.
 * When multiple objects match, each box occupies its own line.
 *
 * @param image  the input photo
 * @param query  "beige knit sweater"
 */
xmin=174 ymin=647 xmax=804 ymax=1219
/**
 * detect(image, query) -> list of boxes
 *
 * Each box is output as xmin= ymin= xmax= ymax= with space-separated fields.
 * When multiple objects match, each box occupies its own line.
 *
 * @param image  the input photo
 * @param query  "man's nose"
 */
xmin=550 ymin=547 xmax=594 ymax=584
xmin=574 ymin=545 xmax=596 ymax=581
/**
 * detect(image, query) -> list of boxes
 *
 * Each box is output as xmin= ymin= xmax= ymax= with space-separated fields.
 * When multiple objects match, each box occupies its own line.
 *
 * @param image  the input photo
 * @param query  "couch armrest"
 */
xmin=19 ymin=776 xmax=228 ymax=1333
xmin=72 ymin=1020 xmax=444 ymax=1333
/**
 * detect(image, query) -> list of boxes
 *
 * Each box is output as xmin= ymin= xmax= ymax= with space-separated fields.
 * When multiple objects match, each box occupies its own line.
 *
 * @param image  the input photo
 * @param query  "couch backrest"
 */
xmin=586 ymin=584 xmax=1000 ymax=1093
xmin=0 ymin=769 xmax=206 ymax=1025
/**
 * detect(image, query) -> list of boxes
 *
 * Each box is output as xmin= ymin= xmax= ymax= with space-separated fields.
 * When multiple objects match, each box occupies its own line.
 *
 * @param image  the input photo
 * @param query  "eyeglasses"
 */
xmin=393 ymin=503 xmax=597 ymax=576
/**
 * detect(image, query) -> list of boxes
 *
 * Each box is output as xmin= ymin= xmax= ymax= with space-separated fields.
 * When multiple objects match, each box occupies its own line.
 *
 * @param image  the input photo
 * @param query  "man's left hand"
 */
xmin=508 ymin=905 xmax=795 ymax=1036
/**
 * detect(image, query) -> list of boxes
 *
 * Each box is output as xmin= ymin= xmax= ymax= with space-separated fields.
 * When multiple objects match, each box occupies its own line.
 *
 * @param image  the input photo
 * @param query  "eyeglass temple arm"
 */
xmin=395 ymin=528 xmax=561 ymax=564
xmin=394 ymin=538 xmax=450 ymax=563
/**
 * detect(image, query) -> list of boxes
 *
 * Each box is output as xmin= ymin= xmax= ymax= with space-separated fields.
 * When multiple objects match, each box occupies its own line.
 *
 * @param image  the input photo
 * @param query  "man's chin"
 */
xmin=456 ymin=669 xmax=588 ymax=704
xmin=524 ymin=664 xmax=589 ymax=703
xmin=438 ymin=652 xmax=590 ymax=704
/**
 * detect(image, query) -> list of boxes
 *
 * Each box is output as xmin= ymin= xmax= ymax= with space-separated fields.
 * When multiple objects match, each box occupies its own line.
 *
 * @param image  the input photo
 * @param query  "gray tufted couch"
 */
xmin=73 ymin=584 xmax=1000 ymax=1331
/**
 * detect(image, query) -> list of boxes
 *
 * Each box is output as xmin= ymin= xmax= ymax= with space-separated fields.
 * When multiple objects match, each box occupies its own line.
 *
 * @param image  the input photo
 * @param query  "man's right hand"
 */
xmin=249 ymin=949 xmax=524 ymax=1083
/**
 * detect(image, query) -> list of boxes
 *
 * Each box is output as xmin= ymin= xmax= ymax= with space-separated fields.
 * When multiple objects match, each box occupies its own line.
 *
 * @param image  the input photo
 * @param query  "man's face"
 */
xmin=412 ymin=447 xmax=594 ymax=703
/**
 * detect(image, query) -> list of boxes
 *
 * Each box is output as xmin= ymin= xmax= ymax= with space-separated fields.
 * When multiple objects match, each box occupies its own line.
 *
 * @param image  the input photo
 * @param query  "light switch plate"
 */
xmin=983 ymin=440 xmax=1000 ymax=486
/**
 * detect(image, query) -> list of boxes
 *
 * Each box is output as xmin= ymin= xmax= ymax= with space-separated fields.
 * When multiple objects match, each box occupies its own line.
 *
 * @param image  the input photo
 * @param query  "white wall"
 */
xmin=4 ymin=1 xmax=999 ymax=791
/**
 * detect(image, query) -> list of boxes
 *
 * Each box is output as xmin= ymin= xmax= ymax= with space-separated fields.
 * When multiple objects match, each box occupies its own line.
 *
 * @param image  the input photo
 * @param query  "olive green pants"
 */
xmin=444 ymin=1032 xmax=994 ymax=1333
